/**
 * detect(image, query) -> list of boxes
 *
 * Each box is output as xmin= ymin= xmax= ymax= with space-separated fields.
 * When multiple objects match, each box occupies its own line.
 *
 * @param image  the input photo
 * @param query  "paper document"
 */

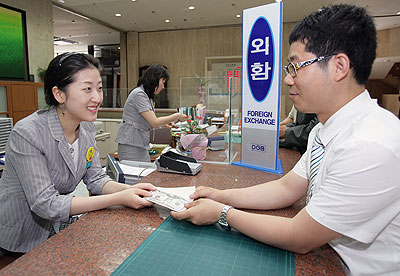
xmin=144 ymin=186 xmax=195 ymax=212
xmin=118 ymin=163 xmax=155 ymax=177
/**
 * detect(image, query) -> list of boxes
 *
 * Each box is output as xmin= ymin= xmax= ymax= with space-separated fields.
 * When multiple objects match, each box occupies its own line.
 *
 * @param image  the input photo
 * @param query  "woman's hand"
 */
xmin=120 ymin=183 xmax=156 ymax=209
xmin=170 ymin=198 xmax=224 ymax=226
xmin=175 ymin=113 xmax=185 ymax=122
xmin=130 ymin=182 xmax=156 ymax=191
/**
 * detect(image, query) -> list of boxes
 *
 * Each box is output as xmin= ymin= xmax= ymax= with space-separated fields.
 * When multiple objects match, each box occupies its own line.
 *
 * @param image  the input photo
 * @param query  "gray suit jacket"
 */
xmin=0 ymin=107 xmax=111 ymax=252
xmin=115 ymin=85 xmax=154 ymax=149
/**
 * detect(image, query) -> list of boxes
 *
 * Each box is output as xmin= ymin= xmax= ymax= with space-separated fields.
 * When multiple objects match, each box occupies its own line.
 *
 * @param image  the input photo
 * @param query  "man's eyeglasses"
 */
xmin=283 ymin=54 xmax=336 ymax=78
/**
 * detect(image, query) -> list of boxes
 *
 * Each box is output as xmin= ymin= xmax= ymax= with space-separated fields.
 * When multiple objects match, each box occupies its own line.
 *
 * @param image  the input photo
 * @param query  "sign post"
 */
xmin=233 ymin=2 xmax=283 ymax=174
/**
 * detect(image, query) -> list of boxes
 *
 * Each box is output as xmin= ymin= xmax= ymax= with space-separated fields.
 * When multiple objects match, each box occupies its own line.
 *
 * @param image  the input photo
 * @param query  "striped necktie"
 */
xmin=306 ymin=129 xmax=324 ymax=204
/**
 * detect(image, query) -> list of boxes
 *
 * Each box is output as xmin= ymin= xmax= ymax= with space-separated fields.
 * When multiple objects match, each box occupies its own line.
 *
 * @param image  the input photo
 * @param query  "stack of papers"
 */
xmin=118 ymin=163 xmax=155 ymax=178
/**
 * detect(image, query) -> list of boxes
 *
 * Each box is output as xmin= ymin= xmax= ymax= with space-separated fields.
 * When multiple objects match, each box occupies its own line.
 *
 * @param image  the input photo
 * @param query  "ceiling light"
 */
xmin=165 ymin=19 xmax=170 ymax=23
xmin=397 ymin=11 xmax=400 ymax=15
xmin=115 ymin=13 xmax=122 ymax=17
xmin=131 ymin=0 xmax=136 ymax=2
xmin=188 ymin=6 xmax=195 ymax=10
xmin=236 ymin=14 xmax=241 ymax=18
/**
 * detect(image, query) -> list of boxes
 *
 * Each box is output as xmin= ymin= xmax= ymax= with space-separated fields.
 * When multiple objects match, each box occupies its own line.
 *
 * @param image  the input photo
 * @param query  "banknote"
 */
xmin=144 ymin=189 xmax=190 ymax=212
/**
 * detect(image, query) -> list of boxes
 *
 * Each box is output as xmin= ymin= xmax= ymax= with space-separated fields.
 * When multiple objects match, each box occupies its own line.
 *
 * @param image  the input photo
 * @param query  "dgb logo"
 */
xmin=251 ymin=143 xmax=266 ymax=153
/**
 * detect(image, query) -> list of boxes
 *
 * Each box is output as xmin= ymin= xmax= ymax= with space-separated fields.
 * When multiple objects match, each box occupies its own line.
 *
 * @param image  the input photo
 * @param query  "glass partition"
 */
xmin=178 ymin=77 xmax=242 ymax=164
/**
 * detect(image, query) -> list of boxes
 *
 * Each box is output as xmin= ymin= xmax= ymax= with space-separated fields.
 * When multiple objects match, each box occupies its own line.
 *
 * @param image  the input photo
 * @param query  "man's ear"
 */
xmin=52 ymin=86 xmax=65 ymax=104
xmin=332 ymin=53 xmax=350 ymax=82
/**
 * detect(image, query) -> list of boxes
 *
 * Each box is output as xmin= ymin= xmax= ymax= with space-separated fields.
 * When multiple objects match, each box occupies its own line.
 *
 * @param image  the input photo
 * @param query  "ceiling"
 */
xmin=52 ymin=0 xmax=400 ymax=80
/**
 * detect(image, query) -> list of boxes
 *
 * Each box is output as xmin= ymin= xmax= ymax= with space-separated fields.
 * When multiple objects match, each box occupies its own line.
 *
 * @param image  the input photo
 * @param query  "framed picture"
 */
xmin=0 ymin=3 xmax=29 ymax=81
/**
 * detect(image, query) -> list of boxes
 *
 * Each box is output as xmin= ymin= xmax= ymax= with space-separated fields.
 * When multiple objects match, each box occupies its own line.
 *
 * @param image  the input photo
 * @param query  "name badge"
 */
xmin=86 ymin=147 xmax=95 ymax=168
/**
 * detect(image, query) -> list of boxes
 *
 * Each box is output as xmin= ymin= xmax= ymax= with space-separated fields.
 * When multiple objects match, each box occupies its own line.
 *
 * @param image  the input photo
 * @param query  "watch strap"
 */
xmin=218 ymin=205 xmax=233 ymax=231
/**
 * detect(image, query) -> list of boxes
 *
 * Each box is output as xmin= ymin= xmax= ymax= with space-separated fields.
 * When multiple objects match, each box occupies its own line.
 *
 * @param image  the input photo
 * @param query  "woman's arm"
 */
xmin=141 ymin=110 xmax=184 ymax=128
xmin=69 ymin=182 xmax=156 ymax=215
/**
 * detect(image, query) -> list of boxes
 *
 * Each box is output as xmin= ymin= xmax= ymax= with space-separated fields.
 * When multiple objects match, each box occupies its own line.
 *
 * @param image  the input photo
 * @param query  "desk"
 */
xmin=0 ymin=148 xmax=345 ymax=276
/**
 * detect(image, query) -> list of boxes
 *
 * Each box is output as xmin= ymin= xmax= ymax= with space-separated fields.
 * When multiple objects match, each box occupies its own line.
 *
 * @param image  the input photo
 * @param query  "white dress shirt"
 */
xmin=293 ymin=91 xmax=400 ymax=276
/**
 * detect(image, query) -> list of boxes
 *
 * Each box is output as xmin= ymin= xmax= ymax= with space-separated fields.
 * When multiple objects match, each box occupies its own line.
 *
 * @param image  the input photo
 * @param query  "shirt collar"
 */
xmin=48 ymin=106 xmax=82 ymax=142
xmin=48 ymin=106 xmax=65 ymax=141
xmin=318 ymin=90 xmax=372 ymax=147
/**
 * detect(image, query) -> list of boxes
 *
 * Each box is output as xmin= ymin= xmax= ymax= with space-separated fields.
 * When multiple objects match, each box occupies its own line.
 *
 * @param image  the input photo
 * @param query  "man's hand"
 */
xmin=190 ymin=186 xmax=225 ymax=202
xmin=279 ymin=125 xmax=288 ymax=139
xmin=170 ymin=198 xmax=224 ymax=225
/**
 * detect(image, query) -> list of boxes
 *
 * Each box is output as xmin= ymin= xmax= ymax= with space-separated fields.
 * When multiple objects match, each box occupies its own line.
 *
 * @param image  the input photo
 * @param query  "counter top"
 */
xmin=0 ymin=148 xmax=345 ymax=276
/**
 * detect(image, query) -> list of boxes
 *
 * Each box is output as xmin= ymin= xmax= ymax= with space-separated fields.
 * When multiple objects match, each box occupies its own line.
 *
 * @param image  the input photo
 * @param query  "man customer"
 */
xmin=172 ymin=5 xmax=400 ymax=276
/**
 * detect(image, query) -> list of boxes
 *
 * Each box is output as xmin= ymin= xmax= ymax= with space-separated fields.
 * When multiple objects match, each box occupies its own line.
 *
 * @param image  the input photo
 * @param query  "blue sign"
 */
xmin=247 ymin=17 xmax=274 ymax=102
xmin=233 ymin=2 xmax=283 ymax=174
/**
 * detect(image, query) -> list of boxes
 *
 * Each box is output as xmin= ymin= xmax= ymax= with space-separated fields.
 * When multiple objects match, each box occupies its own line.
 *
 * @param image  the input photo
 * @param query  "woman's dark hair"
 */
xmin=43 ymin=52 xmax=102 ymax=106
xmin=137 ymin=64 xmax=169 ymax=100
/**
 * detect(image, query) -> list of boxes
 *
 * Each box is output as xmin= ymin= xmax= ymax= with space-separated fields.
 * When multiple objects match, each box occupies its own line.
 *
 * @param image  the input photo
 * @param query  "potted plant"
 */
xmin=195 ymin=74 xmax=208 ymax=105
xmin=37 ymin=67 xmax=46 ymax=83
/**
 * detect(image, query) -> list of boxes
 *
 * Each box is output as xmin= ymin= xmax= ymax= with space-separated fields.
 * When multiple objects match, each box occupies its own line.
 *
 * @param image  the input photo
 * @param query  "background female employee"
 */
xmin=0 ymin=53 xmax=155 ymax=256
xmin=116 ymin=64 xmax=185 ymax=162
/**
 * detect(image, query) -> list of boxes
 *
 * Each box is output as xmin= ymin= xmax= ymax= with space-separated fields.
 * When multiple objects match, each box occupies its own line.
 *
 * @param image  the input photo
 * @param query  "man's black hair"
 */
xmin=289 ymin=4 xmax=376 ymax=85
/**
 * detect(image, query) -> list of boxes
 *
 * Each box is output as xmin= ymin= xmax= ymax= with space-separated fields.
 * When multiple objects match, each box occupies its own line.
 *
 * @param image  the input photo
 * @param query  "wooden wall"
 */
xmin=377 ymin=27 xmax=400 ymax=58
xmin=122 ymin=25 xmax=400 ymax=117
xmin=0 ymin=81 xmax=40 ymax=123
xmin=137 ymin=26 xmax=242 ymax=108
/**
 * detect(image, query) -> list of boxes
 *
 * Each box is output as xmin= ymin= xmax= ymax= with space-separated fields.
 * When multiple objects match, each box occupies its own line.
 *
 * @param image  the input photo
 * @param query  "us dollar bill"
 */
xmin=144 ymin=189 xmax=190 ymax=212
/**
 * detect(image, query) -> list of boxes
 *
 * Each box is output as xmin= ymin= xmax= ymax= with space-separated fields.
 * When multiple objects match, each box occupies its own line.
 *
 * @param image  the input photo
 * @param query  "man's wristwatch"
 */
xmin=218 ymin=205 xmax=233 ymax=231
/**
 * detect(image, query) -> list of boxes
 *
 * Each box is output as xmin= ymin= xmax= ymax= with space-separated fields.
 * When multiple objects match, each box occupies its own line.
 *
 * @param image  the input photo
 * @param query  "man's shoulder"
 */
xmin=341 ymin=106 xmax=400 ymax=151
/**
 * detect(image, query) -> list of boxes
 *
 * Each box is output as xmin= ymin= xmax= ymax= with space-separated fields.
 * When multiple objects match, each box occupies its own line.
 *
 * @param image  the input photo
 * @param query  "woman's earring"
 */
xmin=59 ymin=103 xmax=66 ymax=116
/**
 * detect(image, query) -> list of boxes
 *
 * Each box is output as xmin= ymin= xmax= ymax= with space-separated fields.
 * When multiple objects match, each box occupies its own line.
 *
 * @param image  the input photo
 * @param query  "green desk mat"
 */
xmin=112 ymin=216 xmax=294 ymax=276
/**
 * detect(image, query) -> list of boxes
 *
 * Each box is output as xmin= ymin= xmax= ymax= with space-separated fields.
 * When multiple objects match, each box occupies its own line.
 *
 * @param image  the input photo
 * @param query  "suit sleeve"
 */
xmin=284 ymin=114 xmax=319 ymax=150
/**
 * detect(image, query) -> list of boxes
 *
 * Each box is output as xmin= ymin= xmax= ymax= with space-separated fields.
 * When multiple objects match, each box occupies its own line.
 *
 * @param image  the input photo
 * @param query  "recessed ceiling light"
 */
xmin=131 ymin=0 xmax=136 ymax=2
xmin=188 ymin=6 xmax=195 ymax=10
xmin=236 ymin=14 xmax=241 ymax=18
xmin=165 ymin=19 xmax=170 ymax=23
xmin=115 ymin=13 xmax=122 ymax=17
xmin=397 ymin=11 xmax=400 ymax=15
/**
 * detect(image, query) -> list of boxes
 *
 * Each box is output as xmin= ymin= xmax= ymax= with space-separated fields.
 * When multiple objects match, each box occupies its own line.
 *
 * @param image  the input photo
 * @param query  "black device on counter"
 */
xmin=155 ymin=151 xmax=202 ymax=175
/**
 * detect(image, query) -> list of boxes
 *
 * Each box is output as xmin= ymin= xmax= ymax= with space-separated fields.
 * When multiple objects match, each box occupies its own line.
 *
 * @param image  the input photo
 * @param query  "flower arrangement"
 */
xmin=170 ymin=115 xmax=208 ymax=160
xmin=181 ymin=115 xmax=207 ymax=135
xmin=171 ymin=115 xmax=207 ymax=138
